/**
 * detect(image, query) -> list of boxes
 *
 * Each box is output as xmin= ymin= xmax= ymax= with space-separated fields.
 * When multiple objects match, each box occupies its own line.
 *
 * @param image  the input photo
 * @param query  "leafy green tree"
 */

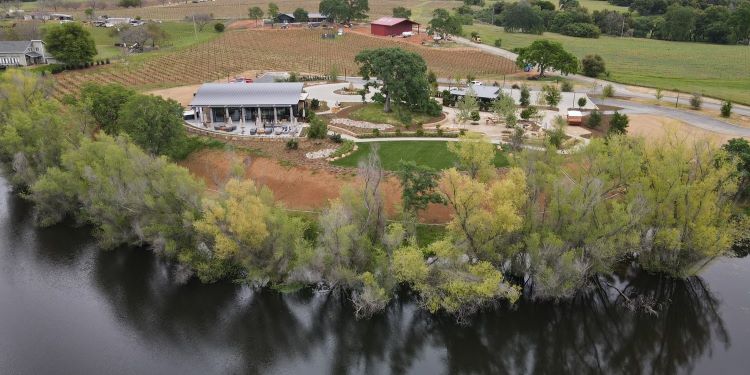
xmin=559 ymin=0 xmax=580 ymax=10
xmin=577 ymin=97 xmax=587 ymax=108
xmin=516 ymin=39 xmax=578 ymax=77
xmin=720 ymin=101 xmax=732 ymax=118
xmin=396 ymin=160 xmax=444 ymax=215
xmin=542 ymin=84 xmax=562 ymax=108
xmin=116 ymin=94 xmax=186 ymax=158
xmin=293 ymin=8 xmax=309 ymax=22
xmin=30 ymin=135 xmax=203 ymax=253
xmin=319 ymin=0 xmax=369 ymax=24
xmin=248 ymin=6 xmax=264 ymax=25
xmin=447 ymin=133 xmax=497 ymax=182
xmin=722 ymin=138 xmax=750 ymax=199
xmin=456 ymin=88 xmax=479 ymax=124
xmin=581 ymin=54 xmax=606 ymax=77
xmin=80 ymin=83 xmax=135 ymax=133
xmin=194 ymin=178 xmax=307 ymax=284
xmin=502 ymin=2 xmax=545 ymax=34
xmin=663 ymin=5 xmax=696 ymax=41
xmin=428 ymin=8 xmax=463 ymax=38
xmin=519 ymin=84 xmax=531 ymax=107
xmin=267 ymin=2 xmax=280 ymax=24
xmin=547 ymin=115 xmax=567 ymax=148
xmin=392 ymin=6 xmax=411 ymax=19
xmin=214 ymin=22 xmax=225 ymax=32
xmin=587 ymin=109 xmax=602 ymax=128
xmin=608 ymin=111 xmax=629 ymax=136
xmin=307 ymin=114 xmax=328 ymax=138
xmin=493 ymin=94 xmax=517 ymax=127
xmin=729 ymin=1 xmax=750 ymax=44
xmin=43 ymin=22 xmax=97 ymax=65
xmin=355 ymin=48 xmax=432 ymax=113
xmin=690 ymin=93 xmax=702 ymax=110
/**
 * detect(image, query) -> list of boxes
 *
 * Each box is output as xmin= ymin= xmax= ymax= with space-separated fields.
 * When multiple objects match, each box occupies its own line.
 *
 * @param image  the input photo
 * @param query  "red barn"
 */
xmin=370 ymin=17 xmax=420 ymax=37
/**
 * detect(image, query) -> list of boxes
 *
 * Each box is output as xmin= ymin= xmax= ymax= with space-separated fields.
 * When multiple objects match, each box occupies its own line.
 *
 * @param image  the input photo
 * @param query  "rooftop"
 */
xmin=0 ymin=41 xmax=32 ymax=54
xmin=371 ymin=17 xmax=419 ymax=26
xmin=190 ymin=82 xmax=305 ymax=107
xmin=449 ymin=84 xmax=501 ymax=100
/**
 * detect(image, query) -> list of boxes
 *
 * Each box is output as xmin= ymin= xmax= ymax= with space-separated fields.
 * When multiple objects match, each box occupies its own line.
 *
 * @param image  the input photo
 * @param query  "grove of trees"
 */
xmin=0 ymin=71 xmax=746 ymax=323
xmin=43 ymin=22 xmax=97 ymax=66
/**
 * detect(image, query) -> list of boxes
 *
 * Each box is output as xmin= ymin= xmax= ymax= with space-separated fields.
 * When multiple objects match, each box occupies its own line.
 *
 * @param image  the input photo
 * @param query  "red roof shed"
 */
xmin=370 ymin=17 xmax=420 ymax=37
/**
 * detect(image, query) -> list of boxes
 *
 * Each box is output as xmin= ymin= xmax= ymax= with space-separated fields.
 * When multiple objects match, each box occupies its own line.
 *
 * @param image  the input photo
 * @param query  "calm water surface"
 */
xmin=1 ymin=175 xmax=750 ymax=375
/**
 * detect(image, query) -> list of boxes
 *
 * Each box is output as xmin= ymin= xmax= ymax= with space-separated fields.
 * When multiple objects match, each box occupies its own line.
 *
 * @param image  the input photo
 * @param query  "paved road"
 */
xmin=452 ymin=36 xmax=750 ymax=119
xmin=595 ymin=98 xmax=750 ymax=137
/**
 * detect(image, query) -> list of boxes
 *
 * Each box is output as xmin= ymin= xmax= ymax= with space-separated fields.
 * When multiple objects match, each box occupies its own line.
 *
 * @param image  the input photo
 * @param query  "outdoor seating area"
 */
xmin=187 ymin=82 xmax=308 ymax=138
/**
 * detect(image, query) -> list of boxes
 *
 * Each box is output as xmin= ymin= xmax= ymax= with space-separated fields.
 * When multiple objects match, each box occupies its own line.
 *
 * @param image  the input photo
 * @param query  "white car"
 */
xmin=470 ymin=80 xmax=483 ymax=86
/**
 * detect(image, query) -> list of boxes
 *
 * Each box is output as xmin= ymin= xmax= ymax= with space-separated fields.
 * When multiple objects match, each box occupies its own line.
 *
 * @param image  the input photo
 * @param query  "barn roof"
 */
xmin=0 ymin=41 xmax=31 ymax=54
xmin=190 ymin=82 xmax=305 ymax=107
xmin=370 ymin=17 xmax=419 ymax=26
xmin=450 ymin=85 xmax=501 ymax=100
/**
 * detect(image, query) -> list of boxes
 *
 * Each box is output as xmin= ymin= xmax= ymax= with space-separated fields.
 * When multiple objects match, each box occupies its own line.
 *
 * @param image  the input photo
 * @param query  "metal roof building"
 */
xmin=449 ymin=85 xmax=501 ymax=100
xmin=0 ymin=40 xmax=53 ymax=67
xmin=189 ymin=82 xmax=307 ymax=129
xmin=370 ymin=17 xmax=420 ymax=36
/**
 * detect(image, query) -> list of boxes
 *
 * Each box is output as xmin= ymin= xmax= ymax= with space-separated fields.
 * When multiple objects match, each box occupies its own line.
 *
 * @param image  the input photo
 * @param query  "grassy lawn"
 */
xmin=332 ymin=141 xmax=509 ymax=170
xmin=346 ymin=103 xmax=442 ymax=127
xmin=466 ymin=23 xmax=750 ymax=105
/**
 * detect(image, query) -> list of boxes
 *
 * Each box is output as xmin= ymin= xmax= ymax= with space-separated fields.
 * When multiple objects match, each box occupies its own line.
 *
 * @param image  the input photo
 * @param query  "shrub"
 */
xmin=372 ymin=128 xmax=381 ymax=137
xmin=470 ymin=110 xmax=480 ymax=121
xmin=587 ymin=109 xmax=602 ymax=128
xmin=286 ymin=138 xmax=299 ymax=150
xmin=520 ymin=107 xmax=537 ymax=120
xmin=581 ymin=54 xmax=606 ymax=78
xmin=511 ymin=83 xmax=520 ymax=90
xmin=329 ymin=133 xmax=343 ymax=143
xmin=494 ymin=38 xmax=502 ymax=47
xmin=560 ymin=23 xmax=601 ymax=38
xmin=690 ymin=93 xmax=702 ymax=110
xmin=519 ymin=85 xmax=530 ymax=106
xmin=602 ymin=84 xmax=615 ymax=98
xmin=397 ymin=109 xmax=412 ymax=125
xmin=214 ymin=22 xmax=225 ymax=32
xmin=577 ymin=97 xmax=587 ymax=108
xmin=310 ymin=98 xmax=320 ymax=110
xmin=307 ymin=114 xmax=328 ymax=139
xmin=721 ymin=101 xmax=732 ymax=118
xmin=560 ymin=81 xmax=573 ymax=92
xmin=416 ymin=128 xmax=425 ymax=136
xmin=608 ymin=111 xmax=629 ymax=135
xmin=372 ymin=92 xmax=385 ymax=104
xmin=442 ymin=90 xmax=454 ymax=106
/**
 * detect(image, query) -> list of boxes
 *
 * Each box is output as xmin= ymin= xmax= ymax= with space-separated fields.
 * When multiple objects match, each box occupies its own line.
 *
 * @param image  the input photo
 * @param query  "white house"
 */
xmin=0 ymin=40 xmax=54 ymax=67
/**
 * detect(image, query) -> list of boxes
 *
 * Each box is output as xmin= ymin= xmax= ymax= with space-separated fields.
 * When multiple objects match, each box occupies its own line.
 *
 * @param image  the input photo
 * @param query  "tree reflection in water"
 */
xmin=91 ymin=248 xmax=729 ymax=375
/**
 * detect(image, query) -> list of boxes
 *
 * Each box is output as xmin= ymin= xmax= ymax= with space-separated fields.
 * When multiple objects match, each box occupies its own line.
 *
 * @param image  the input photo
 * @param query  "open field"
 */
xmin=52 ymin=29 xmax=518 ymax=95
xmin=466 ymin=23 xmax=750 ymax=105
xmin=332 ymin=141 xmax=509 ymax=170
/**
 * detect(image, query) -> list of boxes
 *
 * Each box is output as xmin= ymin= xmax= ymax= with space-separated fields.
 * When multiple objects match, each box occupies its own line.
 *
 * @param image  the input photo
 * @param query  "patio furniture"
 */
xmin=249 ymin=127 xmax=257 ymax=135
xmin=264 ymin=128 xmax=273 ymax=135
xmin=274 ymin=127 xmax=282 ymax=135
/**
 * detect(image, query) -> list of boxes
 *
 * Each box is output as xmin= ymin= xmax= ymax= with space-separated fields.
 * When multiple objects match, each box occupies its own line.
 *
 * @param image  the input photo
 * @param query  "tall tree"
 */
xmin=267 ymin=2 xmax=280 ymax=25
xmin=396 ymin=160 xmax=444 ymax=215
xmin=319 ymin=0 xmax=368 ymax=24
xmin=392 ymin=6 xmax=411 ymax=19
xmin=515 ymin=39 xmax=578 ymax=77
xmin=116 ymin=94 xmax=186 ymax=158
xmin=43 ymin=22 xmax=97 ymax=65
xmin=248 ymin=6 xmax=264 ymax=25
xmin=293 ymin=8 xmax=309 ymax=22
xmin=447 ymin=133 xmax=497 ymax=182
xmin=355 ymin=48 xmax=431 ymax=113
xmin=502 ymin=2 xmax=545 ymax=34
xmin=428 ymin=8 xmax=462 ymax=38
xmin=79 ymin=83 xmax=135 ymax=133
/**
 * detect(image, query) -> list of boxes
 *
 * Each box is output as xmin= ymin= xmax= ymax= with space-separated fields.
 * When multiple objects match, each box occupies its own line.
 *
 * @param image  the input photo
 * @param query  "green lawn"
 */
xmin=466 ymin=23 xmax=750 ymax=105
xmin=332 ymin=141 xmax=509 ymax=170
xmin=347 ymin=103 xmax=442 ymax=127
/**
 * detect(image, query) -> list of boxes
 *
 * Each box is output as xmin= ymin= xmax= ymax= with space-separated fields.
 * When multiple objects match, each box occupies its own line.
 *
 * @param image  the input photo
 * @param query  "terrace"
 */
xmin=186 ymin=82 xmax=308 ymax=137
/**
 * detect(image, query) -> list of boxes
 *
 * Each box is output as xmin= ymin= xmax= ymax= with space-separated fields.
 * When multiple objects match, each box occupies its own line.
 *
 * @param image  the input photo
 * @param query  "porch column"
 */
xmin=273 ymin=107 xmax=278 ymax=124
xmin=256 ymin=107 xmax=261 ymax=127
xmin=302 ymin=105 xmax=306 ymax=119
xmin=224 ymin=107 xmax=229 ymax=123
xmin=241 ymin=108 xmax=245 ymax=126
xmin=290 ymin=105 xmax=294 ymax=124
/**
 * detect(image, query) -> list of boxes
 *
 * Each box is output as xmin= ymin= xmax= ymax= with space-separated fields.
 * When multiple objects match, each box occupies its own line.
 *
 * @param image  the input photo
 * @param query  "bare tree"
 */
xmin=190 ymin=13 xmax=213 ymax=32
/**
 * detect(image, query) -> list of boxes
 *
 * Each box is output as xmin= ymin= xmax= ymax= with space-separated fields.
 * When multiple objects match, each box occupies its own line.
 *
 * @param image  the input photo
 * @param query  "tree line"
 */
xmin=466 ymin=0 xmax=750 ymax=44
xmin=0 ymin=69 xmax=748 ymax=322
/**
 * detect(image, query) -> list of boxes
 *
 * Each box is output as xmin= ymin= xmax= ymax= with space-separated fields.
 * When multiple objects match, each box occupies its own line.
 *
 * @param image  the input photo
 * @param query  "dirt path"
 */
xmin=627 ymin=114 xmax=748 ymax=144
xmin=180 ymin=149 xmax=452 ymax=224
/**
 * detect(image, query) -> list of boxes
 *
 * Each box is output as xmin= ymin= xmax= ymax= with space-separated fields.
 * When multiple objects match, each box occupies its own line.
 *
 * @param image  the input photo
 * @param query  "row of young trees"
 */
xmin=469 ymin=0 xmax=750 ymax=44
xmin=0 ymin=70 xmax=747 ymax=322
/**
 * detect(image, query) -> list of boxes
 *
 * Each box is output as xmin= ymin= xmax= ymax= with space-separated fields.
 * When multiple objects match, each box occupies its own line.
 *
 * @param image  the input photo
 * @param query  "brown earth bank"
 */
xmin=626 ymin=114 xmax=749 ymax=144
xmin=180 ymin=148 xmax=453 ymax=224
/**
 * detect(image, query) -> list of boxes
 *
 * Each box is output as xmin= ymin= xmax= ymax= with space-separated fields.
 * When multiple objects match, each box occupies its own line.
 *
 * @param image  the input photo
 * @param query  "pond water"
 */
xmin=1 ymin=175 xmax=749 ymax=374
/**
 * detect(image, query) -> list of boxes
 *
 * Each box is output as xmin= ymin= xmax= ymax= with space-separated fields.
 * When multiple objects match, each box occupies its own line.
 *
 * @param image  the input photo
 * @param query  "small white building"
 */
xmin=0 ymin=40 xmax=54 ymax=67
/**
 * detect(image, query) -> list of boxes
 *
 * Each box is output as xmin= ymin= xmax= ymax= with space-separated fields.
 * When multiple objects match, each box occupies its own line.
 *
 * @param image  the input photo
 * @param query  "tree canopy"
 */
xmin=428 ymin=8 xmax=463 ymax=38
xmin=43 ymin=22 xmax=97 ymax=65
xmin=355 ymin=48 xmax=433 ymax=113
xmin=115 ymin=94 xmax=186 ymax=158
xmin=515 ymin=39 xmax=578 ymax=76
xmin=319 ymin=0 xmax=369 ymax=24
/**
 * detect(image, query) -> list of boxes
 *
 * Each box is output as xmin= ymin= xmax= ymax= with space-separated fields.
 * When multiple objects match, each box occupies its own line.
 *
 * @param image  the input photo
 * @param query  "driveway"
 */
xmin=304 ymin=82 xmax=375 ymax=107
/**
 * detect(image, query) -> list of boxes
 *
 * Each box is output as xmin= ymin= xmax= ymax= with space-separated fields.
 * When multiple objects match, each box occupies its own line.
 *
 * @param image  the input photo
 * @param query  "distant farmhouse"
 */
xmin=23 ymin=12 xmax=73 ymax=21
xmin=370 ymin=17 xmax=420 ymax=37
xmin=450 ymin=84 xmax=501 ymax=104
xmin=276 ymin=13 xmax=331 ymax=24
xmin=0 ymin=40 xmax=55 ymax=67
